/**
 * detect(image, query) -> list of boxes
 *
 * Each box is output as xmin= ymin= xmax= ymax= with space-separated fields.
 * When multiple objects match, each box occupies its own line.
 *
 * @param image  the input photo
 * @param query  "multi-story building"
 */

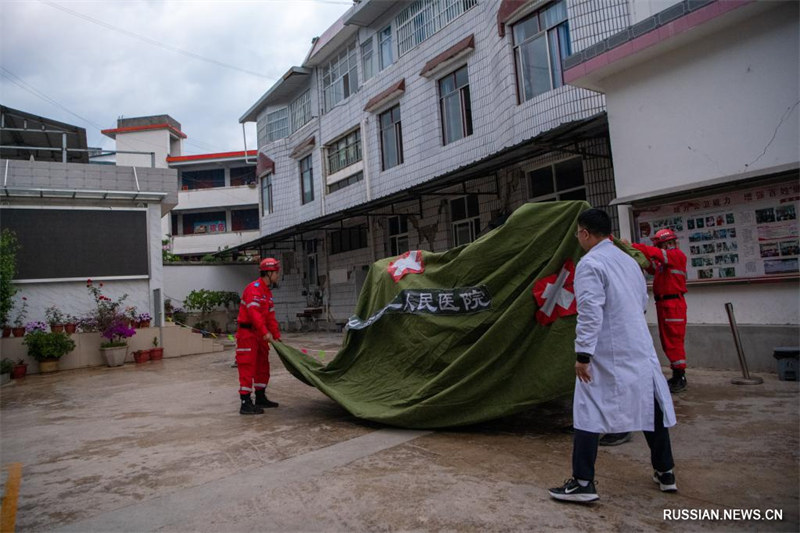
xmin=238 ymin=0 xmax=617 ymax=325
xmin=102 ymin=116 xmax=260 ymax=260
xmin=563 ymin=0 xmax=798 ymax=366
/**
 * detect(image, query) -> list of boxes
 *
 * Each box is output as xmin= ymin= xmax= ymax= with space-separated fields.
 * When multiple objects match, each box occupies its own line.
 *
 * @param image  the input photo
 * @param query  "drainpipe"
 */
xmin=241 ymin=124 xmax=256 ymax=165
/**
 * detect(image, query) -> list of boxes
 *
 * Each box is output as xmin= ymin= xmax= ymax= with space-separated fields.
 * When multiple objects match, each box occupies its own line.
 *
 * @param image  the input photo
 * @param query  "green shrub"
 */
xmin=23 ymin=331 xmax=76 ymax=361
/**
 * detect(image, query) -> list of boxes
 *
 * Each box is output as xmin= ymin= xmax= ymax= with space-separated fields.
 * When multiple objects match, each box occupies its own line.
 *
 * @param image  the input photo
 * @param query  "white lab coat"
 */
xmin=573 ymin=239 xmax=676 ymax=433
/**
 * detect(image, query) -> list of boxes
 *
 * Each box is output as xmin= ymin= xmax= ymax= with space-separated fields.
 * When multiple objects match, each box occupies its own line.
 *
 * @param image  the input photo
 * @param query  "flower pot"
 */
xmin=140 ymin=320 xmax=151 ymax=328
xmin=150 ymin=347 xmax=164 ymax=361
xmin=64 ymin=323 xmax=77 ymax=335
xmin=12 ymin=327 xmax=25 ymax=337
xmin=133 ymin=349 xmax=151 ymax=363
xmin=11 ymin=364 xmax=27 ymax=379
xmin=50 ymin=324 xmax=65 ymax=333
xmin=2 ymin=326 xmax=10 ymax=338
xmin=38 ymin=359 xmax=60 ymax=373
xmin=101 ymin=346 xmax=128 ymax=367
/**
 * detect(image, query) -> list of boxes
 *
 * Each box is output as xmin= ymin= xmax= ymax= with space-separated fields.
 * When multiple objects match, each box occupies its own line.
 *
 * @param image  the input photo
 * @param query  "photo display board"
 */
xmin=633 ymin=179 xmax=799 ymax=282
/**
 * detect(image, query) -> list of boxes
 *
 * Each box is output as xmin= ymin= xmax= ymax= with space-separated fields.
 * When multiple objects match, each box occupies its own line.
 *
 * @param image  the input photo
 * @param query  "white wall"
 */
xmin=162 ymin=264 xmax=255 ymax=308
xmin=115 ymin=130 xmax=170 ymax=168
xmin=604 ymin=4 xmax=799 ymax=199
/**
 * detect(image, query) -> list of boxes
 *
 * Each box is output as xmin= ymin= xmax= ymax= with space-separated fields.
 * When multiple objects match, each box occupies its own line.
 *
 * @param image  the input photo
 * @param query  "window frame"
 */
xmin=266 ymin=108 xmax=289 ymax=141
xmin=450 ymin=195 xmax=480 ymax=247
xmin=512 ymin=0 xmax=571 ymax=103
xmin=438 ymin=65 xmax=473 ymax=145
xmin=387 ymin=215 xmax=409 ymax=256
xmin=299 ymin=155 xmax=314 ymax=205
xmin=379 ymin=105 xmax=404 ymax=171
xmin=378 ymin=26 xmax=393 ymax=70
xmin=396 ymin=0 xmax=477 ymax=56
xmin=361 ymin=37 xmax=375 ymax=81
xmin=322 ymin=42 xmax=359 ymax=113
xmin=326 ymin=129 xmax=362 ymax=175
xmin=527 ymin=157 xmax=586 ymax=202
xmin=261 ymin=173 xmax=273 ymax=215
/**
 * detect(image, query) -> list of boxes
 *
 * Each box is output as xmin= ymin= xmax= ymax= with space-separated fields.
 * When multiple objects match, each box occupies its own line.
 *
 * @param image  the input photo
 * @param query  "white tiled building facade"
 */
xmin=240 ymin=0 xmax=623 ymax=325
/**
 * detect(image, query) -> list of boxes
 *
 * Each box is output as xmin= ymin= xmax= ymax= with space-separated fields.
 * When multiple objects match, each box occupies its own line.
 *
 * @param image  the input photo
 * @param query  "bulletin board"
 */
xmin=632 ymin=178 xmax=799 ymax=282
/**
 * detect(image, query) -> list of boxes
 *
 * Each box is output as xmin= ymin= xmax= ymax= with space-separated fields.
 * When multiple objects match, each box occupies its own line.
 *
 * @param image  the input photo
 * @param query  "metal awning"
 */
xmin=220 ymin=112 xmax=609 ymax=255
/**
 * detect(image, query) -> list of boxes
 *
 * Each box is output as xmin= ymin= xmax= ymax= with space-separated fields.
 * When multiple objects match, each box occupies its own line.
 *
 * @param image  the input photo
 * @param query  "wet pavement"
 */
xmin=1 ymin=331 xmax=798 ymax=532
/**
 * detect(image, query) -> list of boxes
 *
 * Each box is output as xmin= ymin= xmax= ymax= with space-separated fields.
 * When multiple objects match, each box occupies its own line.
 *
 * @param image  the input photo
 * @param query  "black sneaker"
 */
xmin=653 ymin=470 xmax=677 ymax=492
xmin=240 ymin=396 xmax=264 ymax=415
xmin=548 ymin=478 xmax=599 ymax=502
xmin=599 ymin=432 xmax=632 ymax=446
xmin=254 ymin=390 xmax=279 ymax=408
xmin=668 ymin=374 xmax=687 ymax=393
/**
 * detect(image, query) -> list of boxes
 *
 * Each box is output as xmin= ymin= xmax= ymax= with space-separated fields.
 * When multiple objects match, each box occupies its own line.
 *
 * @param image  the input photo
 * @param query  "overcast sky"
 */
xmin=0 ymin=0 xmax=352 ymax=155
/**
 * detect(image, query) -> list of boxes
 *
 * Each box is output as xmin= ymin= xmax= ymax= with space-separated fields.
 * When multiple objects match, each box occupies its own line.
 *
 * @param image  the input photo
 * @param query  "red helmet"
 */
xmin=259 ymin=257 xmax=280 ymax=272
xmin=652 ymin=228 xmax=678 ymax=245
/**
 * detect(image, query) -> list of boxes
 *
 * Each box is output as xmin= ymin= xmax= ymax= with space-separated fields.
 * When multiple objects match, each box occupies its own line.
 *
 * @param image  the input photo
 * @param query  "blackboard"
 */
xmin=1 ymin=208 xmax=149 ymax=280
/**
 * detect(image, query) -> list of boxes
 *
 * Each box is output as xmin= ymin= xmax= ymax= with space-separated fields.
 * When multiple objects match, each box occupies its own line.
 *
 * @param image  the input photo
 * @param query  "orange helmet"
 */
xmin=259 ymin=257 xmax=280 ymax=272
xmin=652 ymin=228 xmax=678 ymax=245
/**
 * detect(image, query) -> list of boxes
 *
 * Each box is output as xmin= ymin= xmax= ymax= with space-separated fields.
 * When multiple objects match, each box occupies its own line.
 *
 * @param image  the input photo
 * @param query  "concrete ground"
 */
xmin=1 ymin=331 xmax=798 ymax=533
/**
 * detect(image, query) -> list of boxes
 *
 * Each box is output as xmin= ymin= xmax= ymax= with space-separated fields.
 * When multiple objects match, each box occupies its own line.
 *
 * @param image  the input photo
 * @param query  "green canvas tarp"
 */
xmin=273 ymin=201 xmax=647 ymax=429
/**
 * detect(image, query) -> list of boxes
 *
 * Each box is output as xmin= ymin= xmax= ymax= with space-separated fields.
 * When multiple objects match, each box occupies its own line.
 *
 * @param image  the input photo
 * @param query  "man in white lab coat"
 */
xmin=549 ymin=208 xmax=678 ymax=503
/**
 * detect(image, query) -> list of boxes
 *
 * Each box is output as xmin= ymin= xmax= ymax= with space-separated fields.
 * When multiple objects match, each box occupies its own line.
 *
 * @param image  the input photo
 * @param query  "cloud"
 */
xmin=0 ymin=0 xmax=351 ymax=154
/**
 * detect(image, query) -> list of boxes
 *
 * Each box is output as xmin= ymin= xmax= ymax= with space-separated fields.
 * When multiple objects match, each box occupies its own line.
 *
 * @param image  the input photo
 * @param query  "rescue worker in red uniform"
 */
xmin=631 ymin=228 xmax=688 ymax=393
xmin=236 ymin=258 xmax=282 ymax=414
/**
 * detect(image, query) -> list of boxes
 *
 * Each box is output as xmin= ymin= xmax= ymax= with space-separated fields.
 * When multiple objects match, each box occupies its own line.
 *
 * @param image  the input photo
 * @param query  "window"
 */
xmin=450 ymin=195 xmax=480 ymax=246
xmin=330 ymin=225 xmax=368 ymax=255
xmin=528 ymin=157 xmax=585 ymax=201
xmin=181 ymin=211 xmax=227 ymax=235
xmin=328 ymin=171 xmax=364 ymax=194
xmin=327 ymin=130 xmax=361 ymax=174
xmin=322 ymin=42 xmax=359 ymax=112
xmin=378 ymin=26 xmax=393 ymax=70
xmin=512 ymin=0 xmax=571 ymax=102
xmin=267 ymin=108 xmax=289 ymax=141
xmin=379 ymin=105 xmax=403 ymax=170
xmin=170 ymin=213 xmax=179 ymax=235
xmin=267 ymin=91 xmax=312 ymax=142
xmin=388 ymin=215 xmax=409 ymax=256
xmin=181 ymin=168 xmax=225 ymax=190
xmin=438 ymin=65 xmax=472 ymax=145
xmin=231 ymin=208 xmax=259 ymax=231
xmin=261 ymin=173 xmax=273 ymax=215
xmin=396 ymin=0 xmax=477 ymax=56
xmin=230 ymin=166 xmax=255 ymax=187
xmin=361 ymin=38 xmax=375 ymax=81
xmin=300 ymin=155 xmax=314 ymax=204
xmin=289 ymin=90 xmax=311 ymax=132
xmin=304 ymin=240 xmax=318 ymax=286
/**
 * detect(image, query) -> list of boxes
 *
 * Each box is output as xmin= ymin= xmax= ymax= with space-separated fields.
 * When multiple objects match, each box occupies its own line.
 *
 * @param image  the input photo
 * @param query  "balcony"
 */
xmin=176 ymin=184 xmax=259 ymax=211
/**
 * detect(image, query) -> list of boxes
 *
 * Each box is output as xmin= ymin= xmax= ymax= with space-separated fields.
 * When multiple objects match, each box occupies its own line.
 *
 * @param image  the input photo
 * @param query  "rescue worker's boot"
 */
xmin=254 ymin=389 xmax=279 ymax=408
xmin=240 ymin=394 xmax=264 ymax=415
xmin=668 ymin=369 xmax=687 ymax=393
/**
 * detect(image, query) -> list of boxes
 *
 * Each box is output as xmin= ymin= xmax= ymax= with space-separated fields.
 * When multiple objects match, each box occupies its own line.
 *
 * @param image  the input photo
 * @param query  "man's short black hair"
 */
xmin=577 ymin=208 xmax=612 ymax=236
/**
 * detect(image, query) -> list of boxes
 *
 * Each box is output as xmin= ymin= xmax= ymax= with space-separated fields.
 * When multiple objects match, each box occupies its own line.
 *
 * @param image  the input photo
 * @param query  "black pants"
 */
xmin=572 ymin=398 xmax=674 ymax=481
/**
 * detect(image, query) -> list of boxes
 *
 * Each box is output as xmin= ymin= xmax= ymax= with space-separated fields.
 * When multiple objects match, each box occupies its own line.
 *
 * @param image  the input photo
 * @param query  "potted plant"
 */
xmin=11 ymin=296 xmax=28 ymax=337
xmin=0 ymin=229 xmax=20 ymax=337
xmin=11 ymin=359 xmax=27 ymax=379
xmin=150 ymin=336 xmax=164 ymax=360
xmin=45 ymin=305 xmax=66 ymax=333
xmin=23 ymin=330 xmax=76 ymax=373
xmin=63 ymin=314 xmax=79 ymax=335
xmin=1 ymin=358 xmax=12 ymax=385
xmin=133 ymin=347 xmax=151 ymax=363
xmin=124 ymin=306 xmax=138 ymax=328
xmin=86 ymin=279 xmax=136 ymax=366
xmin=136 ymin=312 xmax=152 ymax=328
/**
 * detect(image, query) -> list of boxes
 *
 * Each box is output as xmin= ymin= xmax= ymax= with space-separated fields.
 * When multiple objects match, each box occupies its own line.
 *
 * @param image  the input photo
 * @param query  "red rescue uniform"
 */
xmin=235 ymin=278 xmax=281 ymax=395
xmin=632 ymin=242 xmax=688 ymax=370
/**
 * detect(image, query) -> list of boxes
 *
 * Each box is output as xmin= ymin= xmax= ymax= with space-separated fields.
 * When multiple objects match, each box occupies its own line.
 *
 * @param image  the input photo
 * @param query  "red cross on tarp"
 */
xmin=531 ymin=259 xmax=577 ymax=325
xmin=387 ymin=250 xmax=425 ymax=282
